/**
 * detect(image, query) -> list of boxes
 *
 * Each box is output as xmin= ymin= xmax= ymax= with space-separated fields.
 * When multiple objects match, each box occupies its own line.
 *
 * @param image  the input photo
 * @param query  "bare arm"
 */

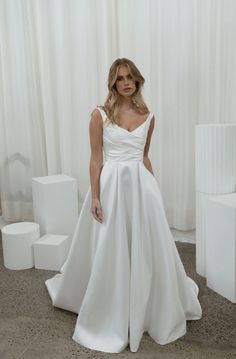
xmin=143 ymin=116 xmax=155 ymax=175
xmin=89 ymin=109 xmax=103 ymax=222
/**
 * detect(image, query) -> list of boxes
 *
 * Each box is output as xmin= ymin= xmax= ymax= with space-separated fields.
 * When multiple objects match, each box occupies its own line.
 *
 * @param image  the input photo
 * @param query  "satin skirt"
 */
xmin=45 ymin=160 xmax=202 ymax=353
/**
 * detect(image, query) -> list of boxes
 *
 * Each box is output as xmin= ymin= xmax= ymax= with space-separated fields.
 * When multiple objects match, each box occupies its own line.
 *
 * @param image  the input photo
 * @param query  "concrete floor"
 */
xmin=0 ymin=235 xmax=235 ymax=359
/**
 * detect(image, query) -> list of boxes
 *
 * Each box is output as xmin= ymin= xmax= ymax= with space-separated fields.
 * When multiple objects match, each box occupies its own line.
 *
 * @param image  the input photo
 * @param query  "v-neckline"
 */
xmin=115 ymin=112 xmax=152 ymax=134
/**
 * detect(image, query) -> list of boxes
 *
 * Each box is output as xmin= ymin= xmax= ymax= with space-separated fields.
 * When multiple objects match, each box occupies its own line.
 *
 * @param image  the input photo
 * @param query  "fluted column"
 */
xmin=195 ymin=124 xmax=236 ymax=277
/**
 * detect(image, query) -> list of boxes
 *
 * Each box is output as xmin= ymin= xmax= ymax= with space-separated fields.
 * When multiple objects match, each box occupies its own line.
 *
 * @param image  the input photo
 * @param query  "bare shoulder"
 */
xmin=89 ymin=107 xmax=103 ymax=129
xmin=90 ymin=107 xmax=103 ymax=120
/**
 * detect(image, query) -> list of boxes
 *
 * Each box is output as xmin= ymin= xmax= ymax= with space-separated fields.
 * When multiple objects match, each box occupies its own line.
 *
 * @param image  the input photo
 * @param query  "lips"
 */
xmin=124 ymin=88 xmax=131 ymax=91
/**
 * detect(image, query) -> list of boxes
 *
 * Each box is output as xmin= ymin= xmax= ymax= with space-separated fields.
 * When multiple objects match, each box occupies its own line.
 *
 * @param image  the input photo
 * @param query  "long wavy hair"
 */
xmin=98 ymin=58 xmax=149 ymax=125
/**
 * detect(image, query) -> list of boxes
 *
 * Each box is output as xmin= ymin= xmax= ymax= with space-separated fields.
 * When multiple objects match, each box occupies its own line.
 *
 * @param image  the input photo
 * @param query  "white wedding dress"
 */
xmin=45 ymin=106 xmax=202 ymax=353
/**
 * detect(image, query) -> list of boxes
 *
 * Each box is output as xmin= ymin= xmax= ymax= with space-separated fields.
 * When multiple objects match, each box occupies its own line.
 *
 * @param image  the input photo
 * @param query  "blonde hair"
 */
xmin=98 ymin=58 xmax=149 ymax=125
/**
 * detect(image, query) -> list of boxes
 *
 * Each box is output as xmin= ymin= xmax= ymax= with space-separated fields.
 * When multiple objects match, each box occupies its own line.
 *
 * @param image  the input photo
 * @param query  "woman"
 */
xmin=45 ymin=58 xmax=202 ymax=353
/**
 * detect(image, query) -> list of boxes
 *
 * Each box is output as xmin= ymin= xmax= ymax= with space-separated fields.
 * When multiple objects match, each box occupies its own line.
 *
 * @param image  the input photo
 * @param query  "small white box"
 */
xmin=34 ymin=234 xmax=69 ymax=271
xmin=206 ymin=193 xmax=236 ymax=303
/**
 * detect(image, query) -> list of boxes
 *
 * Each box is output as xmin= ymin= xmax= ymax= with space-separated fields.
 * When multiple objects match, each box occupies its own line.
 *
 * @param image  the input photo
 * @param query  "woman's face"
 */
xmin=115 ymin=65 xmax=136 ymax=98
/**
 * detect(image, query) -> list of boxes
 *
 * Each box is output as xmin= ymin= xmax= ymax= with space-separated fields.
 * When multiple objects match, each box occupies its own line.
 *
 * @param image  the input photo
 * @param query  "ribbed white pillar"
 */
xmin=195 ymin=124 xmax=236 ymax=277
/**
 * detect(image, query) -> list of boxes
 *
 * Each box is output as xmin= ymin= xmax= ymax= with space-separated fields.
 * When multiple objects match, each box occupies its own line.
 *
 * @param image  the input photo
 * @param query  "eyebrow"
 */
xmin=117 ymin=74 xmax=132 ymax=78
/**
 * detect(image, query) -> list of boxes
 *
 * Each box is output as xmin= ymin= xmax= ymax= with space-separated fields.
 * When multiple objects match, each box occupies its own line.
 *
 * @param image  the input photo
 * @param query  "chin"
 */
xmin=123 ymin=91 xmax=134 ymax=97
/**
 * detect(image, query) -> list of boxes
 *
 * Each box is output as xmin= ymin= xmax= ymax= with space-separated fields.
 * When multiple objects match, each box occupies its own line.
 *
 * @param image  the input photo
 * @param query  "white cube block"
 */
xmin=1 ymin=222 xmax=40 ymax=270
xmin=206 ymin=193 xmax=236 ymax=303
xmin=34 ymin=234 xmax=69 ymax=271
xmin=32 ymin=175 xmax=78 ymax=242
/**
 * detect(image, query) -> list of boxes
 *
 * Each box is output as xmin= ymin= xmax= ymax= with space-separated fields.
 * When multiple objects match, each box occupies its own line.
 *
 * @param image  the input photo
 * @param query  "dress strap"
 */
xmin=96 ymin=106 xmax=107 ymax=123
xmin=145 ymin=112 xmax=154 ymax=127
xmin=149 ymin=112 xmax=154 ymax=121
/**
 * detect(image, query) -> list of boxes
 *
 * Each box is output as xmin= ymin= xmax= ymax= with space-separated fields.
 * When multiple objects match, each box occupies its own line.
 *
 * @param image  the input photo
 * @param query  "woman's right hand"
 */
xmin=91 ymin=198 xmax=103 ymax=223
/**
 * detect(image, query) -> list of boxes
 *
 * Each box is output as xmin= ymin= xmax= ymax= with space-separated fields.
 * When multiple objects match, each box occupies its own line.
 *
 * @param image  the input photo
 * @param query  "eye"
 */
xmin=128 ymin=74 xmax=132 ymax=79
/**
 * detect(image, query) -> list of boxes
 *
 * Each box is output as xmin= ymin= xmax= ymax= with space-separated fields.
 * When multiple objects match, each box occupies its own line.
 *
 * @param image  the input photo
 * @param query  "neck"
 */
xmin=119 ymin=96 xmax=134 ymax=110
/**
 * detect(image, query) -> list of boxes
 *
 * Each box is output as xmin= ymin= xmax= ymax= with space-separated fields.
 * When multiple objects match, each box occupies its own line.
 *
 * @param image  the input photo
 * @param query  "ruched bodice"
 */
xmin=97 ymin=107 xmax=154 ymax=162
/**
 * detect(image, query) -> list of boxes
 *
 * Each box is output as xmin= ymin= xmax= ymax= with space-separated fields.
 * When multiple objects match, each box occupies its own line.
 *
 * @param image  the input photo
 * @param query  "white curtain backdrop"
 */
xmin=0 ymin=0 xmax=236 ymax=230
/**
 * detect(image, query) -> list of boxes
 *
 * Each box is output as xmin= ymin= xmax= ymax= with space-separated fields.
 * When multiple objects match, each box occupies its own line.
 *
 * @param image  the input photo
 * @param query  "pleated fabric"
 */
xmin=45 ymin=107 xmax=202 ymax=353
